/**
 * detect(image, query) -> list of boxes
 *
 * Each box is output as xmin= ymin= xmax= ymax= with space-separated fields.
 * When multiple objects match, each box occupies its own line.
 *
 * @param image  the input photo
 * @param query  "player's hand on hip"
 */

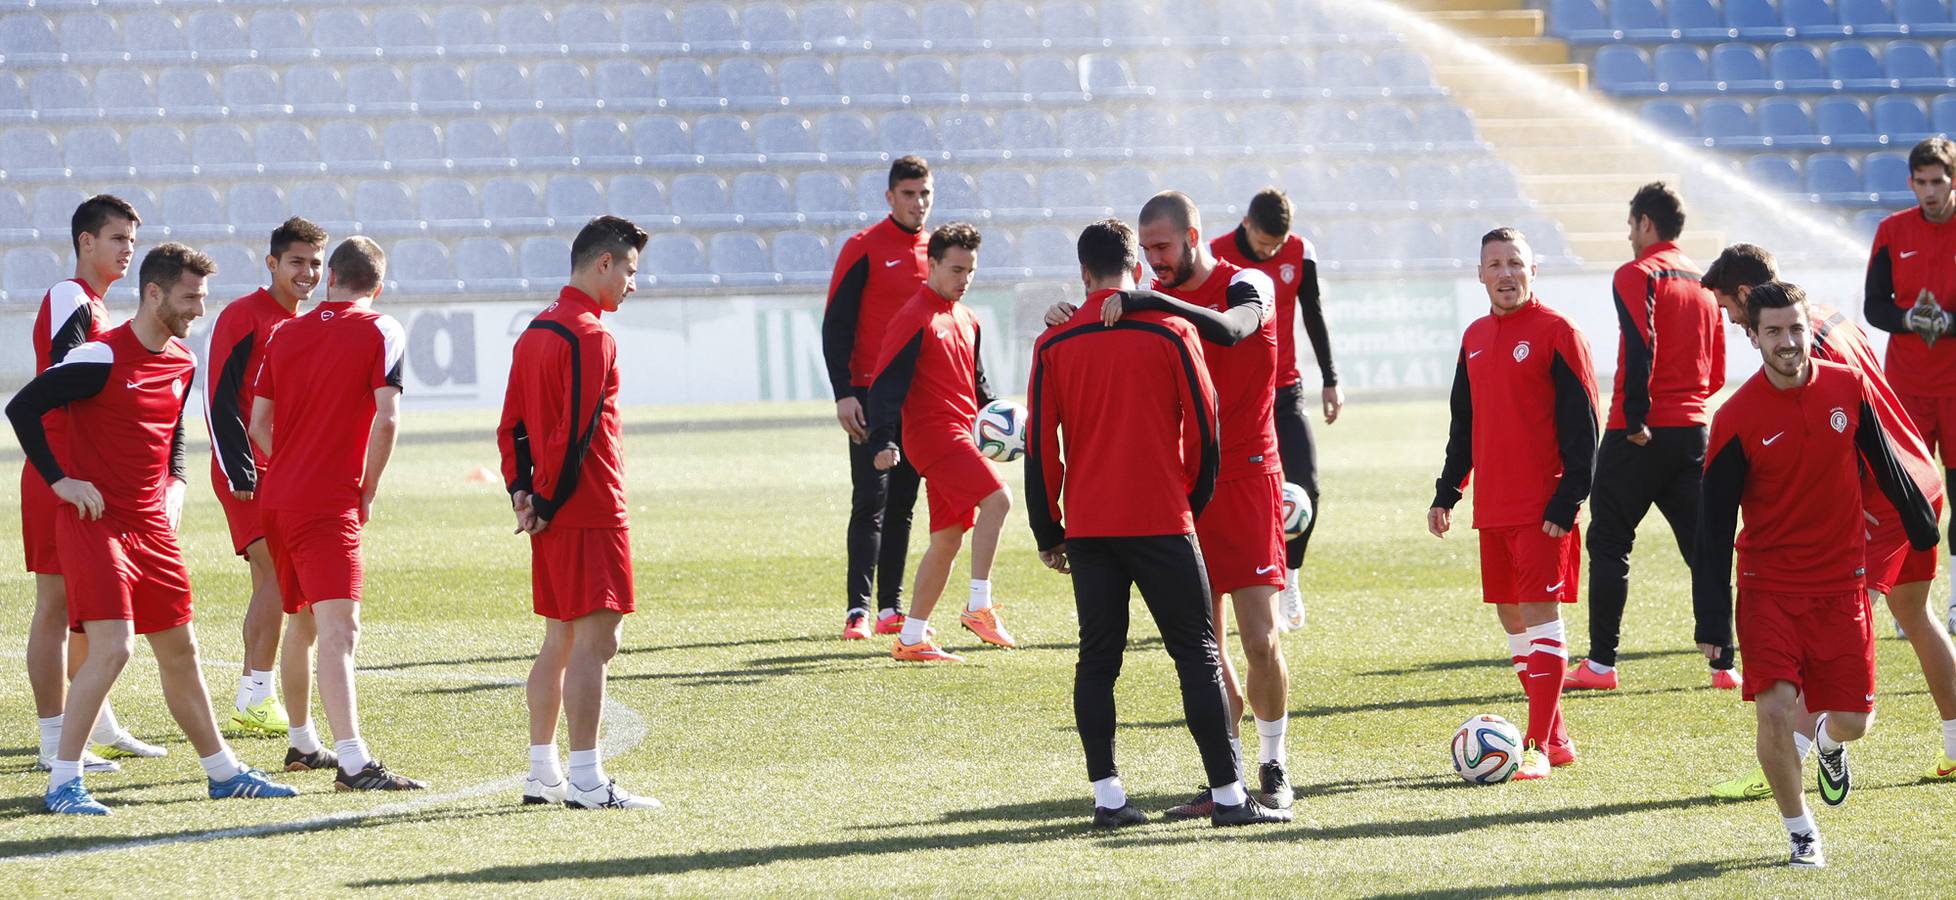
xmin=1541 ymin=520 xmax=1568 ymax=539
xmin=835 ymin=396 xmax=868 ymax=443
xmin=164 ymin=478 xmax=187 ymax=532
xmin=1100 ymin=294 xmax=1126 ymax=327
xmin=1426 ymin=507 xmax=1450 ymax=538
xmin=1039 ymin=544 xmax=1069 ymax=573
xmin=1626 ymin=425 xmax=1650 ymax=446
xmin=53 ymin=478 xmax=104 ymax=521
xmin=873 ymin=448 xmax=900 ymax=471
xmin=1322 ymin=385 xmax=1344 ymax=424
xmin=231 ymin=488 xmax=254 ymax=501
xmin=1043 ymin=302 xmax=1078 ymax=328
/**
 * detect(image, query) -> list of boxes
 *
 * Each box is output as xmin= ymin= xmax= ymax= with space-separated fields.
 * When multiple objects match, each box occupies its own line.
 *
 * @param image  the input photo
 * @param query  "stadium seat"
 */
xmin=631 ymin=115 xmax=698 ymax=168
xmin=693 ymin=114 xmax=762 ymax=166
xmin=1725 ymin=0 xmax=1796 ymax=38
xmin=930 ymin=172 xmax=984 ymax=220
xmin=1161 ymin=163 xmax=1227 ymax=212
xmin=605 ymin=174 xmax=672 ymax=226
xmin=1804 ymin=152 xmax=1869 ymax=202
xmin=1874 ymin=95 xmax=1935 ymax=142
xmin=411 ymin=63 xmax=477 ymax=115
xmin=290 ymin=182 xmax=355 ymax=234
xmin=496 ymin=5 xmax=564 ymax=56
xmin=619 ymin=4 xmax=686 ymax=51
xmin=1118 ymin=107 xmax=1180 ymax=157
xmin=482 ymin=178 xmax=553 ymax=234
xmin=1608 ymin=0 xmax=1674 ymax=39
xmin=1841 ymin=0 xmax=1910 ymax=35
xmin=127 ymin=125 xmax=195 ymax=179
xmin=317 ymin=121 xmax=387 ymax=175
xmin=1384 ymin=220 xmax=1454 ymax=270
xmin=0 ymin=13 xmax=59 ymax=67
xmin=1698 ymin=98 xmax=1765 ymax=147
xmin=861 ymin=1 xmax=926 ymax=49
xmin=1933 ymin=92 xmax=1956 ymax=131
xmin=979 ymin=169 xmax=1043 ymax=222
xmin=1827 ymin=43 xmax=1892 ymax=91
xmin=979 ymin=0 xmax=1042 ymax=49
xmin=753 ymin=114 xmax=823 ymax=164
xmin=797 ymin=1 xmax=856 ymax=49
xmin=922 ymin=1 xmax=982 ymax=50
xmin=354 ymin=180 xmax=422 ymax=236
xmin=941 ymin=113 xmax=1008 ymax=161
xmin=1885 ymin=40 xmax=1951 ymax=90
xmin=645 ymin=234 xmax=715 ymax=286
xmin=1898 ymin=0 xmax=1956 ymax=37
xmin=732 ymin=172 xmax=800 ymax=227
xmin=1420 ymin=105 xmax=1481 ymax=146
xmin=962 ymin=55 xmax=1021 ymax=103
xmin=163 ymin=184 xmax=234 ymax=240
xmin=720 ymin=58 xmax=780 ymax=107
xmin=1404 ymin=163 xmax=1467 ymax=213
xmin=0 ymin=74 xmax=29 ymax=125
xmin=249 ymin=9 xmax=313 ymax=64
xmin=285 ymin=64 xmax=351 ymax=116
xmin=84 ymin=69 xmax=155 ymax=121
xmin=207 ymin=245 xmax=271 ymax=294
xmin=1020 ymin=225 xmax=1077 ymax=278
xmin=63 ymin=127 xmax=131 ymax=180
xmin=446 ymin=119 xmax=513 ymax=171
xmin=559 ymin=6 xmax=623 ymax=54
xmin=1815 ymin=96 xmax=1880 ymax=147
xmin=1097 ymin=0 xmax=1156 ymax=49
xmin=1546 ymin=0 xmax=1614 ymax=42
xmin=1356 ymin=103 xmax=1421 ymax=148
xmin=455 ymin=238 xmax=525 ymax=293
xmin=1866 ymin=150 xmax=1915 ymax=202
xmin=740 ymin=2 xmax=799 ymax=51
xmin=0 ymin=189 xmax=34 ymax=243
xmin=980 ymin=230 xmax=1026 ymax=279
xmin=312 ymin=9 xmax=379 ymax=61
xmin=779 ymin=57 xmax=845 ymax=106
xmin=420 ymin=179 xmax=490 ymax=235
xmin=1710 ymin=43 xmax=1775 ymax=92
xmin=594 ymin=60 xmax=661 ymax=113
xmin=710 ymin=233 xmax=781 ymax=287
xmin=544 ymin=175 xmax=606 ymax=223
xmin=30 ymin=187 xmax=85 ymax=238
xmin=381 ymin=120 xmax=446 ymax=174
xmin=254 ymin=122 xmax=323 ymax=176
xmin=1653 ymin=45 xmax=1716 ymax=93
xmin=1376 ymin=49 xmax=1441 ymax=93
xmin=474 ymin=62 xmax=536 ymax=114
xmin=997 ymin=108 xmax=1065 ymax=161
xmin=190 ymin=123 xmax=258 ymax=177
xmin=1753 ymin=97 xmax=1818 ymax=149
xmin=1256 ymin=50 xmax=1315 ymax=99
xmin=346 ymin=64 xmax=413 ymax=115
xmin=1181 ymin=106 xmax=1247 ymax=152
xmin=519 ymin=237 xmax=574 ymax=284
xmin=1137 ymin=53 xmax=1196 ymax=94
xmin=1195 ymin=52 xmax=1265 ymax=101
xmin=535 ymin=61 xmax=602 ymax=113
xmin=3 ymin=248 xmax=64 ymax=304
xmin=1059 ymin=108 xmax=1123 ymax=161
xmin=1768 ymin=43 xmax=1837 ymax=91
xmin=1021 ymin=56 xmax=1086 ymax=103
xmin=1043 ymin=168 xmax=1108 ymax=218
xmin=389 ymin=239 xmax=461 ymax=295
xmin=373 ymin=8 xmax=440 ymax=60
xmin=1079 ymin=54 xmax=1147 ymax=98
xmin=838 ymin=58 xmax=905 ymax=106
xmin=773 ymin=230 xmax=833 ymax=285
xmin=1237 ymin=104 xmax=1303 ymax=153
xmin=0 ymin=129 xmax=63 ymax=182
xmin=121 ymin=10 xmax=192 ymax=65
xmin=509 ymin=116 xmax=578 ymax=171
xmin=879 ymin=110 xmax=942 ymax=156
xmin=657 ymin=59 xmax=721 ymax=110
xmin=670 ymin=173 xmax=741 ymax=227
xmin=1318 ymin=49 xmax=1383 ymax=94
xmin=1041 ymin=2 xmax=1105 ymax=51
xmin=795 ymin=171 xmax=860 ymax=226
xmin=1641 ymin=99 xmax=1697 ymax=138
xmin=1852 ymin=208 xmax=1891 ymax=236
xmin=1594 ymin=46 xmax=1659 ymax=95
xmin=897 ymin=56 xmax=961 ymax=105
xmin=571 ymin=117 xmax=640 ymax=170
xmin=221 ymin=65 xmax=286 ymax=117
xmin=1219 ymin=165 xmax=1279 ymax=209
xmin=1301 ymin=104 xmax=1362 ymax=147
xmin=1744 ymin=154 xmax=1804 ymax=195
xmin=682 ymin=3 xmax=746 ymax=52
xmin=184 ymin=11 xmax=254 ymax=64
xmin=27 ymin=71 xmax=94 ymax=124
xmin=435 ymin=7 xmax=502 ymax=59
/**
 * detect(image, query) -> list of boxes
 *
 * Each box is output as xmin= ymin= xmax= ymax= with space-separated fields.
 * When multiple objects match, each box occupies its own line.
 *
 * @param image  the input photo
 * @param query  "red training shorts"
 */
xmin=1896 ymin=390 xmax=1956 ymax=467
xmin=55 ymin=511 xmax=192 ymax=634
xmin=919 ymin=445 xmax=1005 ymax=535
xmin=264 ymin=508 xmax=363 ymax=613
xmin=20 ymin=465 xmax=61 ymax=575
xmin=1866 ymin=494 xmax=1942 ymax=595
xmin=531 ymin=525 xmax=635 ymax=621
xmin=1478 ymin=523 xmax=1581 ymax=605
xmin=210 ymin=463 xmax=266 ymax=557
xmin=1195 ymin=472 xmax=1286 ymax=595
xmin=1736 ymin=588 xmax=1875 ymax=714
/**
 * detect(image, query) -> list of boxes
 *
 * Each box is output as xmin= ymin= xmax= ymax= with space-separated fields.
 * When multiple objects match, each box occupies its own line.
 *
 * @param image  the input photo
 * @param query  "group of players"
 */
xmin=10 ymin=194 xmax=659 ymax=813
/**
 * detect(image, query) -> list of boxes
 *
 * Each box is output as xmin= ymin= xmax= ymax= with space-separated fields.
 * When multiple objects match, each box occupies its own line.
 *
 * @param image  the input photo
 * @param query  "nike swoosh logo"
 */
xmin=884 ymin=259 xmax=903 ymax=267
xmin=1527 ymin=672 xmax=1551 ymax=678
xmin=1545 ymin=581 xmax=1564 ymax=592
xmin=1255 ymin=565 xmax=1279 ymax=575
xmin=1468 ymin=350 xmax=1483 ymax=358
xmin=1762 ymin=432 xmax=1784 ymax=445
xmin=1901 ymin=250 xmax=1920 ymax=258
xmin=1937 ymin=763 xmax=1956 ymax=778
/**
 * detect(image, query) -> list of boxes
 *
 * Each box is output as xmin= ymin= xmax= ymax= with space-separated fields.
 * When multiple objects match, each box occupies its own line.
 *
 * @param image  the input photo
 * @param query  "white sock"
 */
xmin=900 ymin=614 xmax=929 ymax=645
xmin=90 ymin=703 xmax=123 ymax=744
xmin=48 ymin=758 xmax=83 ymax=790
xmin=529 ymin=743 xmax=563 ymax=784
xmin=199 ymin=748 xmax=244 ymax=782
xmin=289 ymin=720 xmax=323 ymax=754
xmin=38 ymin=715 xmax=62 ymax=759
xmin=967 ymin=579 xmax=993 ymax=612
xmin=247 ymin=670 xmax=274 ymax=707
xmin=335 ymin=738 xmax=371 ymax=775
xmin=1523 ymin=620 xmax=1568 ymax=659
xmin=1286 ymin=568 xmax=1299 ymax=590
xmin=1091 ymin=775 xmax=1127 ymax=809
xmin=236 ymin=674 xmax=256 ymax=711
xmin=1783 ymin=811 xmax=1817 ymax=838
xmin=1815 ymin=715 xmax=1844 ymax=754
xmin=1793 ymin=731 xmax=1814 ymax=760
xmin=1505 ymin=632 xmax=1529 ymax=673
xmin=1255 ymin=715 xmax=1287 ymax=765
xmin=1211 ymin=780 xmax=1248 ymax=806
xmin=1585 ymin=659 xmax=1615 ymax=675
xmin=1229 ymin=735 xmax=1243 ymax=770
xmin=568 ymin=747 xmax=605 ymax=790
xmin=877 ymin=608 xmax=901 ymax=622
xmin=1942 ymin=719 xmax=1955 ymax=759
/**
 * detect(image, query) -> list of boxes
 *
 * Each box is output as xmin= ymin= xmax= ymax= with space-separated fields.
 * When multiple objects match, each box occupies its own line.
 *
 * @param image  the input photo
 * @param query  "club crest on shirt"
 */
xmin=170 ymin=378 xmax=184 ymax=398
xmin=1512 ymin=341 xmax=1531 ymax=362
xmin=1278 ymin=263 xmax=1296 ymax=285
xmin=1829 ymin=407 xmax=1848 ymax=433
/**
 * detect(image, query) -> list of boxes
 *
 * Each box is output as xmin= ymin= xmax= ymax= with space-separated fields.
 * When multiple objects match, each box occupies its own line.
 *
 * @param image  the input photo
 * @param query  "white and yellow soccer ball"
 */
xmin=1280 ymin=481 xmax=1313 ymax=539
xmin=974 ymin=399 xmax=1030 ymax=462
xmin=1451 ymin=714 xmax=1522 ymax=784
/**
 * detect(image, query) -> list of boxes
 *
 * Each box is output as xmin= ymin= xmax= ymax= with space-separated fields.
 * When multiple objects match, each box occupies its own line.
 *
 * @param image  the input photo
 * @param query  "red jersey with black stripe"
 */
xmin=204 ymin=288 xmax=295 ymax=495
xmin=1433 ymin=298 xmax=1601 ymax=530
xmin=1158 ymin=259 xmax=1279 ymax=482
xmin=1211 ymin=228 xmax=1337 ymax=390
xmin=1606 ymin=241 xmax=1725 ymax=430
xmin=1865 ymin=206 xmax=1956 ymax=397
xmin=7 ymin=323 xmax=194 ymax=533
xmin=1805 ymin=302 xmax=1946 ymax=514
xmin=496 ymin=287 xmax=627 ymax=529
xmin=821 ymin=216 xmax=928 ymax=398
xmin=29 ymin=278 xmax=110 ymax=464
xmin=254 ymin=300 xmax=405 ymax=515
xmin=1026 ymin=290 xmax=1219 ymax=548
xmin=864 ymin=285 xmax=994 ymax=474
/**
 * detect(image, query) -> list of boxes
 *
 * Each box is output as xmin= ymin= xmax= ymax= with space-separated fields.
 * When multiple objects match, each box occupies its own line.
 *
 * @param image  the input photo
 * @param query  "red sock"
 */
xmin=1522 ymin=650 xmax=1568 ymax=750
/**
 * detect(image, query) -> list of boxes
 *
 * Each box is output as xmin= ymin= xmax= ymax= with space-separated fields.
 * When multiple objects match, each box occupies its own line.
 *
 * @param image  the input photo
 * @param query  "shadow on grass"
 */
xmin=1103 ymin=794 xmax=1727 ymax=848
xmin=1306 ymin=772 xmax=1464 ymax=797
xmin=1367 ymin=858 xmax=1778 ymax=899
xmin=1359 ymin=648 xmax=1698 ymax=678
xmin=1120 ymin=691 xmax=1517 ymax=728
xmin=361 ymin=635 xmax=815 ymax=673
xmin=0 ymin=798 xmax=530 ymax=860
xmin=841 ymin=791 xmax=1198 ymax=831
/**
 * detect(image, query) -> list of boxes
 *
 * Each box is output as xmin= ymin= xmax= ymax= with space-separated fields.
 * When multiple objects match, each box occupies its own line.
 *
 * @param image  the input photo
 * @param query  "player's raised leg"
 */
xmin=959 ymin=487 xmax=1017 ymax=649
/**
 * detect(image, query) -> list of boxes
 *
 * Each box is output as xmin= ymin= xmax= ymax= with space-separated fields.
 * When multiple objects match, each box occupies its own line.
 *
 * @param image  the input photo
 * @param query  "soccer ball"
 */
xmin=1451 ymin=714 xmax=1522 ymax=784
xmin=974 ymin=399 xmax=1029 ymax=462
xmin=1280 ymin=481 xmax=1313 ymax=539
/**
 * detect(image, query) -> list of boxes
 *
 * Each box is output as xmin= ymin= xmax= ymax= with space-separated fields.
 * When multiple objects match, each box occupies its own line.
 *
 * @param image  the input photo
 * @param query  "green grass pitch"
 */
xmin=0 ymin=399 xmax=1950 ymax=896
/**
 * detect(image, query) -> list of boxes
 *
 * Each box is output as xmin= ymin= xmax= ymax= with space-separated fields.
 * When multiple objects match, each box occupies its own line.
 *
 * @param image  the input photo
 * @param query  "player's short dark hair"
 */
xmin=1910 ymin=137 xmax=1956 ymax=179
xmin=571 ymin=215 xmax=649 ymax=272
xmin=1077 ymin=218 xmax=1138 ymax=280
xmin=888 ymin=155 xmax=931 ymax=189
xmin=71 ymin=194 xmax=140 ymax=255
xmin=927 ymin=222 xmax=982 ymax=261
xmin=328 ymin=236 xmax=387 ymax=295
xmin=268 ymin=217 xmax=328 ymax=260
xmin=1480 ymin=226 xmax=1530 ymax=249
xmin=1744 ymin=279 xmax=1809 ymax=329
xmin=1701 ymin=243 xmax=1777 ymax=295
xmin=138 ymin=242 xmax=215 ymax=299
xmin=1139 ymin=191 xmax=1201 ymax=234
xmin=1245 ymin=188 xmax=1291 ymax=239
xmin=1629 ymin=181 xmax=1686 ymax=241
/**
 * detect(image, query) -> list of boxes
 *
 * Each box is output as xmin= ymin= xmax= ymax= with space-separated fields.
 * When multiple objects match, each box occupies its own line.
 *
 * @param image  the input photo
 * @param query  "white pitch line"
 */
xmin=2 ymin=655 xmax=650 ymax=863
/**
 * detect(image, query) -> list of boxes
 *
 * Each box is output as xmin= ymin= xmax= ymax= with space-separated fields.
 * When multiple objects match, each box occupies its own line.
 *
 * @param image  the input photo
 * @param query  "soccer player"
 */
xmin=1697 ymin=245 xmax=1956 ymax=796
xmin=1692 ymin=280 xmax=1939 ymax=867
xmin=1211 ymin=188 xmax=1343 ymax=631
xmin=1865 ymin=136 xmax=1956 ymax=635
xmin=1027 ymin=218 xmax=1287 ymax=827
xmin=824 ymin=156 xmax=932 ymax=640
xmin=23 ymin=194 xmax=161 ymax=773
xmin=248 ymin=236 xmax=425 ymax=791
xmin=1568 ymin=183 xmax=1730 ymax=692
xmin=499 ymin=216 xmax=659 ymax=810
xmin=1429 ymin=227 xmax=1599 ymax=780
xmin=6 ymin=243 xmax=297 ymax=814
xmin=205 ymin=217 xmax=327 ymax=739
xmin=864 ymin=223 xmax=1016 ymax=662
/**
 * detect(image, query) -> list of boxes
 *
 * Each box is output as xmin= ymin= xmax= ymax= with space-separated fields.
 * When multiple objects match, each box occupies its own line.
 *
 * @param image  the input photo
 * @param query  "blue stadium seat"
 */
xmin=979 ymin=0 xmax=1041 ymax=49
xmin=163 ymin=66 xmax=234 ymax=119
xmin=693 ymin=114 xmax=762 ymax=166
xmin=0 ymin=74 xmax=29 ymax=126
xmin=0 ymin=188 xmax=34 ymax=243
xmin=594 ymin=60 xmax=660 ymax=113
xmin=1042 ymin=168 xmax=1106 ymax=218
xmin=496 ymin=5 xmax=564 ymax=56
xmin=1061 ymin=108 xmax=1123 ymax=161
xmin=290 ymin=182 xmax=355 ymax=234
xmin=345 ymin=64 xmax=411 ymax=115
xmin=411 ymin=64 xmax=476 ymax=115
xmin=732 ymin=172 xmax=799 ymax=227
xmin=898 ymin=56 xmax=961 ymax=104
xmin=1828 ymin=43 xmax=1891 ymax=90
xmin=1654 ymin=45 xmax=1717 ymax=92
xmin=1852 ymin=208 xmax=1890 ymax=236
xmin=3 ymin=248 xmax=63 ymax=303
xmin=63 ymin=127 xmax=129 ymax=180
xmin=559 ymin=6 xmax=623 ymax=54
xmin=510 ymin=117 xmax=577 ymax=171
xmin=30 ymin=187 xmax=84 ymax=239
xmin=800 ymin=2 xmax=858 ymax=49
xmin=620 ymin=4 xmax=685 ymax=52
xmin=421 ymin=179 xmax=489 ymax=235
xmin=646 ymin=234 xmax=715 ymax=286
xmin=163 ymin=184 xmax=234 ymax=240
xmin=373 ymin=8 xmax=439 ymax=59
xmin=520 ymin=237 xmax=573 ymax=284
xmin=1745 ymin=154 xmax=1804 ymax=195
xmin=1420 ymin=105 xmax=1481 ymax=146
xmin=222 ymin=65 xmax=285 ymax=117
xmin=0 ymin=14 xmax=59 ymax=66
xmin=1594 ymin=46 xmax=1659 ymax=94
xmin=1137 ymin=53 xmax=1196 ymax=95
xmin=311 ymin=9 xmax=379 ymax=61
xmin=980 ymin=229 xmax=1025 ymax=280
xmin=1301 ymin=104 xmax=1361 ymax=146
xmin=753 ymin=114 xmax=822 ymax=164
xmin=1020 ymin=225 xmax=1077 ymax=279
xmin=1356 ymin=103 xmax=1421 ymax=147
xmin=283 ymin=64 xmax=349 ymax=116
xmin=0 ymin=129 xmax=63 ymax=182
xmin=1697 ymin=98 xmax=1764 ymax=147
xmin=1336 ymin=161 xmax=1404 ymax=210
xmin=473 ymin=62 xmax=535 ymax=114
xmin=1162 ymin=163 xmax=1226 ymax=211
xmin=1098 ymin=0 xmax=1157 ymax=48
xmin=1610 ymin=0 xmax=1675 ymax=39
xmin=1781 ymin=0 xmax=1852 ymax=37
xmin=1255 ymin=51 xmax=1314 ymax=99
xmin=998 ymin=109 xmax=1063 ymax=161
xmin=190 ymin=123 xmax=258 ymax=177
xmin=922 ymin=1 xmax=982 ymax=50
xmin=719 ymin=58 xmax=779 ymax=107
xmin=1710 ymin=43 xmax=1774 ymax=91
xmin=382 ymin=120 xmax=445 ymax=174
xmin=210 ymin=244 xmax=268 ymax=295
xmin=838 ymin=58 xmax=904 ymax=106
xmin=1898 ymin=0 xmax=1956 ymax=37
xmin=1022 ymin=56 xmax=1086 ymax=103
xmin=1641 ymin=99 xmax=1697 ymax=137
xmin=1460 ymin=158 xmax=1526 ymax=206
xmin=632 ymin=115 xmax=698 ymax=168
xmin=1238 ymin=104 xmax=1303 ymax=153
xmin=317 ymin=121 xmax=386 ymax=175
xmin=483 ymin=178 xmax=552 ymax=233
xmin=28 ymin=71 xmax=94 ymax=124
xmin=1815 ymin=96 xmax=1880 ymax=147
xmin=1041 ymin=2 xmax=1105 ymax=51
xmin=184 ymin=11 xmax=254 ymax=64
xmin=961 ymin=55 xmax=1019 ymax=103
xmin=1195 ymin=52 xmax=1264 ymax=101
xmin=390 ymin=239 xmax=461 ymax=295
xmin=84 ymin=69 xmax=154 ymax=121
xmin=773 ymin=231 xmax=832 ymax=285
xmin=1219 ymin=165 xmax=1279 ymax=209
xmin=1661 ymin=0 xmax=1731 ymax=38
xmin=1404 ymin=163 xmax=1466 ymax=212
xmin=861 ymin=1 xmax=925 ymax=49
xmin=941 ymin=113 xmax=1007 ymax=161
xmin=741 ymin=2 xmax=800 ymax=51
xmin=1933 ymin=92 xmax=1956 ymax=131
xmin=1874 ymin=95 xmax=1934 ymax=141
xmin=1080 ymin=54 xmax=1146 ymax=98
xmin=879 ymin=110 xmax=942 ymax=156
xmin=1756 ymin=97 xmax=1821 ymax=148
xmin=446 ymin=118 xmax=513 ymax=171
xmin=545 ymin=175 xmax=605 ymax=223
xmin=795 ymin=171 xmax=859 ymax=225
xmin=58 ymin=12 xmax=121 ymax=66
xmin=535 ymin=61 xmax=602 ymax=113
xmin=681 ymin=3 xmax=745 ymax=52
xmin=126 ymin=125 xmax=194 ymax=179
xmin=354 ymin=180 xmax=421 ymax=236
xmin=1179 ymin=106 xmax=1246 ymax=153
xmin=1865 ymin=150 xmax=1914 ymax=202
xmin=436 ymin=7 xmax=502 ymax=59
xmin=1726 ymin=0 xmax=1796 ymax=38
xmin=256 ymin=122 xmax=323 ymax=177
xmin=121 ymin=10 xmax=191 ymax=65
xmin=455 ymin=238 xmax=525 ymax=293
xmin=1318 ymin=48 xmax=1383 ymax=94
xmin=1515 ymin=216 xmax=1575 ymax=261
xmin=780 ymin=57 xmax=845 ymax=105
xmin=979 ymin=169 xmax=1043 ymax=221
xmin=1118 ymin=107 xmax=1180 ymax=157
xmin=1546 ymin=0 xmax=1613 ymax=42
xmin=930 ymin=172 xmax=984 ymax=220
xmin=710 ymin=233 xmax=780 ymax=287
xmin=248 ymin=10 xmax=312 ymax=64
xmin=1385 ymin=221 xmax=1454 ymax=271
xmin=670 ymin=173 xmax=741 ymax=227
xmin=1885 ymin=40 xmax=1950 ymax=89
xmin=1834 ymin=0 xmax=1906 ymax=34
xmin=657 ymin=59 xmax=720 ymax=110
xmin=1769 ymin=43 xmax=1837 ymax=91
xmin=610 ymin=175 xmax=676 ymax=226
xmin=1805 ymin=152 xmax=1868 ymax=202
xmin=1377 ymin=49 xmax=1441 ymax=93
xmin=570 ymin=117 xmax=638 ymax=170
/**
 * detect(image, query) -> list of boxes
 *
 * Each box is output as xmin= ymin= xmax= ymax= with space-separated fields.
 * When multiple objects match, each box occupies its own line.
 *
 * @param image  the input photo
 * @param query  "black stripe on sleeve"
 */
xmin=48 ymin=303 xmax=95 ymax=366
xmin=169 ymin=369 xmax=193 ymax=482
xmin=1432 ymin=352 xmax=1472 ymax=509
xmin=1856 ymin=398 xmax=1941 ymax=551
xmin=1297 ymin=259 xmax=1337 ymax=387
xmin=1544 ymin=349 xmax=1601 ymax=529
xmin=209 ymin=334 xmax=258 ymax=492
xmin=971 ymin=322 xmax=996 ymax=407
xmin=507 ymin=421 xmax=535 ymax=496
xmin=6 ymin=354 xmax=113 ymax=486
xmin=1612 ymin=276 xmax=1654 ymax=432
xmin=821 ymin=255 xmax=870 ymax=400
xmin=1864 ymin=246 xmax=1907 ymax=335
xmin=525 ymin=321 xmax=602 ymax=522
xmin=865 ymin=327 xmax=924 ymax=455
xmin=1692 ymin=434 xmax=1747 ymax=649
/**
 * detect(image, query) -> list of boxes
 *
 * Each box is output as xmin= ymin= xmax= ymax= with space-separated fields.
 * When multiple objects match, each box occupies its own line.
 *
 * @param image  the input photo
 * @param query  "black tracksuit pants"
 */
xmin=1275 ymin=383 xmax=1319 ymax=568
xmin=1069 ymin=534 xmax=1241 ymax=789
xmin=845 ymin=388 xmax=919 ymax=615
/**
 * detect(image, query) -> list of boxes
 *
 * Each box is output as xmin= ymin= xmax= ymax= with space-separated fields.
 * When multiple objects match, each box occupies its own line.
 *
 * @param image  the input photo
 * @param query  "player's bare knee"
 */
xmin=1827 ymin=711 xmax=1872 ymax=741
